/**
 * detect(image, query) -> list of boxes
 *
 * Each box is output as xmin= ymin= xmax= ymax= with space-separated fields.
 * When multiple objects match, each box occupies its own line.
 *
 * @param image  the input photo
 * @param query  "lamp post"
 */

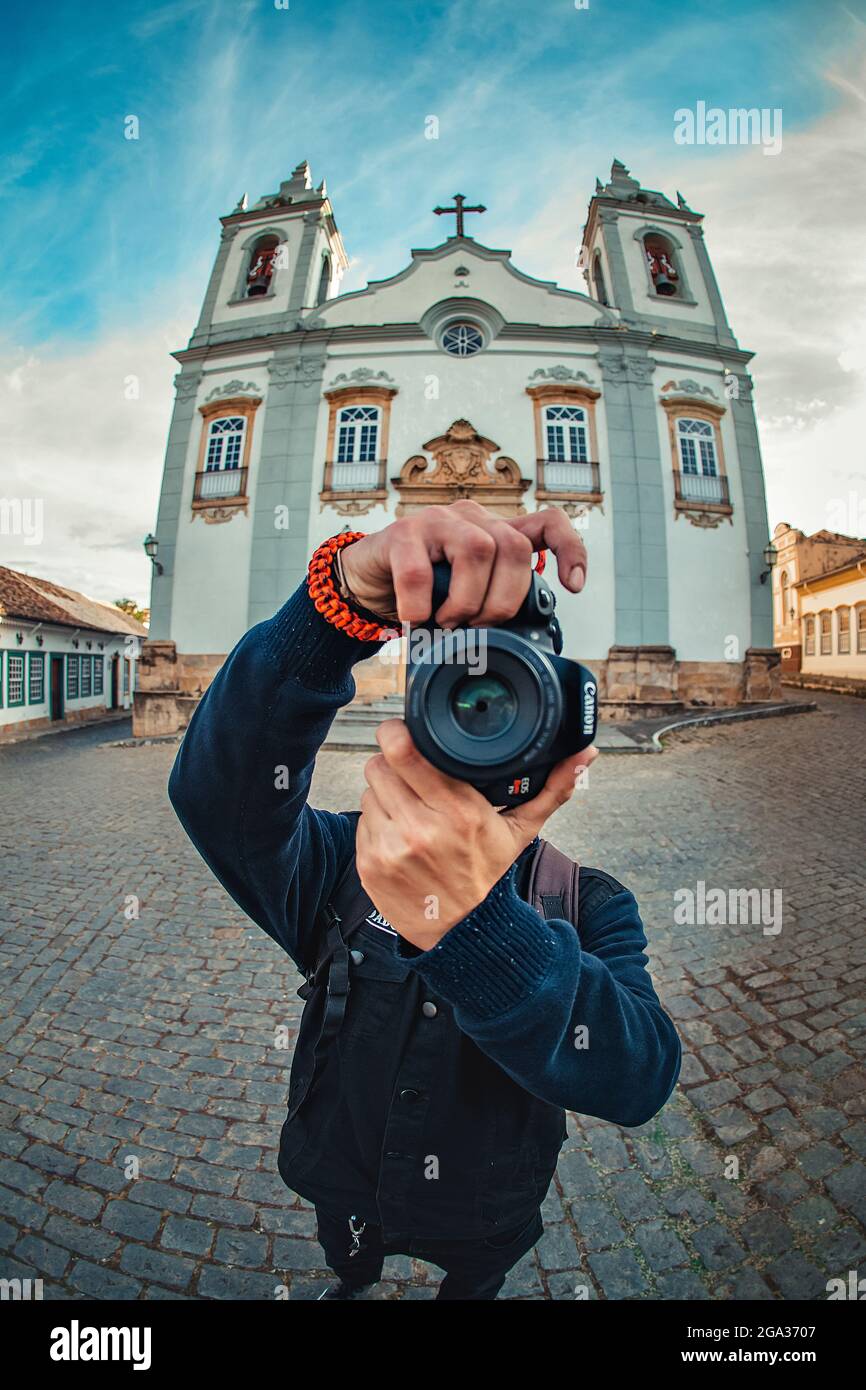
xmin=760 ymin=541 xmax=777 ymax=585
xmin=143 ymin=534 xmax=163 ymax=576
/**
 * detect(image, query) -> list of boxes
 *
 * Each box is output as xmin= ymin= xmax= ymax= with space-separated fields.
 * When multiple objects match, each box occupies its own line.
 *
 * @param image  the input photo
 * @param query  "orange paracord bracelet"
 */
xmin=307 ymin=532 xmax=388 ymax=642
xmin=307 ymin=532 xmax=548 ymax=641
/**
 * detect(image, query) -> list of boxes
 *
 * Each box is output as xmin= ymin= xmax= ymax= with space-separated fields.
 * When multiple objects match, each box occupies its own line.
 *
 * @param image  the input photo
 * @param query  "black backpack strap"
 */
xmin=525 ymin=838 xmax=580 ymax=928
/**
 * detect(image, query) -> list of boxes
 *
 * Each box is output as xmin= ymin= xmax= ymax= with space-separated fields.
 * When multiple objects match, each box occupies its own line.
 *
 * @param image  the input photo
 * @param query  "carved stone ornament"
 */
xmin=173 ymin=372 xmax=202 ymax=402
xmin=193 ymin=502 xmax=247 ymax=525
xmin=327 ymin=367 xmax=396 ymax=389
xmin=392 ymin=418 xmax=529 ymax=517
xmin=660 ymin=378 xmax=718 ymax=401
xmin=598 ymin=353 xmax=656 ymax=389
xmin=528 ymin=366 xmax=597 ymax=387
xmin=676 ymin=508 xmax=730 ymax=530
xmin=205 ymin=379 xmax=260 ymax=402
xmin=322 ymin=497 xmax=379 ymax=518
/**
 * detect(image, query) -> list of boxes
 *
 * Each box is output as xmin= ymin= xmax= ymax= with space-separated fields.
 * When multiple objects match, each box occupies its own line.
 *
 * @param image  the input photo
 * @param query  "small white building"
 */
xmin=139 ymin=157 xmax=779 ymax=735
xmin=0 ymin=566 xmax=146 ymax=741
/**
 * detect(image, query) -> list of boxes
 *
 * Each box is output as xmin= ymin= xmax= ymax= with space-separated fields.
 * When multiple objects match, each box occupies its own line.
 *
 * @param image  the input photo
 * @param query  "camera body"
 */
xmin=404 ymin=562 xmax=598 ymax=807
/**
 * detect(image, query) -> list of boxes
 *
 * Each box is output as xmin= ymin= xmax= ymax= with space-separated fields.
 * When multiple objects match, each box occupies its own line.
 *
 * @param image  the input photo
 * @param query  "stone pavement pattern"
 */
xmin=0 ymin=696 xmax=864 ymax=1301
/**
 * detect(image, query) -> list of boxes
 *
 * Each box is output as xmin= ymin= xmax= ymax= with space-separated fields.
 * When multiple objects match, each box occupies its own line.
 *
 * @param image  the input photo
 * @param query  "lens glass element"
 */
xmin=449 ymin=674 xmax=517 ymax=740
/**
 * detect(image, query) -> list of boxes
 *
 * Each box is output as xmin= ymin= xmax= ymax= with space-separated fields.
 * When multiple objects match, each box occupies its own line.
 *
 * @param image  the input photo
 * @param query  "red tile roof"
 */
xmin=0 ymin=566 xmax=147 ymax=637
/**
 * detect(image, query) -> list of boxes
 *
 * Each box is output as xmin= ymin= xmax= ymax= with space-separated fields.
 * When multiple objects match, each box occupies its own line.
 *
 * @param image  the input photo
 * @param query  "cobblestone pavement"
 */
xmin=1 ymin=694 xmax=864 ymax=1301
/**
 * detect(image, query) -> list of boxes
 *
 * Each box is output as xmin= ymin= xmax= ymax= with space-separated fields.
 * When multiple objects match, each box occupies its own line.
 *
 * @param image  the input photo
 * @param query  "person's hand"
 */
xmin=356 ymin=720 xmax=598 ymax=950
xmin=338 ymin=498 xmax=586 ymax=628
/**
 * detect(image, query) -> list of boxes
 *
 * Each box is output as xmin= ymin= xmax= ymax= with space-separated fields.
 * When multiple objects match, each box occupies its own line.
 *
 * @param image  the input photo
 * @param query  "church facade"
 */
xmin=135 ymin=157 xmax=778 ymax=736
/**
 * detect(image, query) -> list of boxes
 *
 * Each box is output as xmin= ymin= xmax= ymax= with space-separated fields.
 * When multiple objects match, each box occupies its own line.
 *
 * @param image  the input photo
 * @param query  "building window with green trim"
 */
xmin=67 ymin=654 xmax=79 ymax=699
xmin=94 ymin=657 xmax=104 ymax=696
xmin=0 ymin=651 xmax=4 ymax=707
xmin=8 ymin=653 xmax=25 ymax=706
xmin=28 ymin=653 xmax=45 ymax=704
xmin=123 ymin=658 xmax=130 ymax=696
xmin=81 ymin=655 xmax=92 ymax=697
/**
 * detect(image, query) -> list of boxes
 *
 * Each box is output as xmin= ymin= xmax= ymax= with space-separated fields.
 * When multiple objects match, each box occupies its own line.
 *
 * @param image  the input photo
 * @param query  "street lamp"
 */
xmin=760 ymin=540 xmax=777 ymax=585
xmin=143 ymin=533 xmax=163 ymax=576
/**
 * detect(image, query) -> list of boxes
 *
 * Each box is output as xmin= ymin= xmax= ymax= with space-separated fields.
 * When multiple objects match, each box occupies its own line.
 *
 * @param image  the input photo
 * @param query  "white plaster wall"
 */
xmin=316 ymin=244 xmax=607 ymax=330
xmin=654 ymin=360 xmax=752 ymax=662
xmin=169 ymin=367 xmax=267 ymax=653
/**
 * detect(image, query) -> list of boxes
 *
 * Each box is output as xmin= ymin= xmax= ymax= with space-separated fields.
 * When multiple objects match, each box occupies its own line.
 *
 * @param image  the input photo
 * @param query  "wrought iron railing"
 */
xmin=194 ymin=468 xmax=248 ymax=502
xmin=674 ymin=469 xmax=729 ymax=506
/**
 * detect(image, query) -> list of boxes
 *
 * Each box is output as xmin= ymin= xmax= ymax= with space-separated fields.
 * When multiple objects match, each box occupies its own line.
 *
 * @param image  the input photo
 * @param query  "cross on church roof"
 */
xmin=433 ymin=193 xmax=486 ymax=238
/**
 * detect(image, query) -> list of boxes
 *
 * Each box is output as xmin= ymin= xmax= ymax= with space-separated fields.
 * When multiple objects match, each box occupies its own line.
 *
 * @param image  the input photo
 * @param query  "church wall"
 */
xmin=308 ymin=342 xmax=617 ymax=664
xmin=166 ymin=364 xmax=267 ymax=654
xmin=317 ymin=251 xmax=603 ymax=331
xmin=653 ymin=359 xmax=753 ymax=664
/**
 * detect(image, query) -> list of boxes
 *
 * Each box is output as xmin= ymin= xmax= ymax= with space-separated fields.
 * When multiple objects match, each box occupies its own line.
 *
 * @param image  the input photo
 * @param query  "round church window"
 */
xmin=441 ymin=322 xmax=484 ymax=357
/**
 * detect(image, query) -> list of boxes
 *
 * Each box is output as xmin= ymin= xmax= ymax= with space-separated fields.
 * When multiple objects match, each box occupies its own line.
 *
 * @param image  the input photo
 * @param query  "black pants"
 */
xmin=315 ymin=1206 xmax=543 ymax=1301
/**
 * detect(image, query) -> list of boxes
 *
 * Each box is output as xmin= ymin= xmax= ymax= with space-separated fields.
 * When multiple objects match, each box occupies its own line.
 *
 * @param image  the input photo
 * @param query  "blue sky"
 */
xmin=1 ymin=0 xmax=852 ymax=343
xmin=2 ymin=0 xmax=865 ymax=601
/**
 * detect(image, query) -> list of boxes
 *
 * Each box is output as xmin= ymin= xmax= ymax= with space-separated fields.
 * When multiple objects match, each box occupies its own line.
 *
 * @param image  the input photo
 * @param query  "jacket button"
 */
xmin=350 ymin=950 xmax=365 ymax=965
xmin=421 ymin=1001 xmax=438 ymax=1018
xmin=399 ymin=1088 xmax=420 ymax=1103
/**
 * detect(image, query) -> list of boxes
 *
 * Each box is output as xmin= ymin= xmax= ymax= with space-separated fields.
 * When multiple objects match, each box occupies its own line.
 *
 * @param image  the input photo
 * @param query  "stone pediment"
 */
xmin=392 ymin=419 xmax=529 ymax=516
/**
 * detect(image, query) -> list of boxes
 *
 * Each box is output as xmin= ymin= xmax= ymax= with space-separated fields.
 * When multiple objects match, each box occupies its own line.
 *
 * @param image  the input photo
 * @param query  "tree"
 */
xmin=114 ymin=598 xmax=149 ymax=624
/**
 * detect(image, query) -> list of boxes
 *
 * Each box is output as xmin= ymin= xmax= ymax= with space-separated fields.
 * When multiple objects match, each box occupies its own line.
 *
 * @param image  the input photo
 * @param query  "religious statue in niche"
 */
xmin=645 ymin=239 xmax=679 ymax=297
xmin=246 ymin=239 xmax=280 ymax=297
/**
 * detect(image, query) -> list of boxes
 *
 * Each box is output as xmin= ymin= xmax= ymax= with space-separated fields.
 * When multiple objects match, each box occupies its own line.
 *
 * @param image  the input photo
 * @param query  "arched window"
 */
xmin=819 ymin=610 xmax=832 ymax=655
xmin=857 ymin=605 xmax=866 ymax=654
xmin=592 ymin=253 xmax=609 ymax=306
xmin=674 ymin=417 xmax=725 ymax=504
xmin=804 ymin=616 xmax=816 ymax=656
xmin=333 ymin=405 xmax=381 ymax=489
xmin=317 ymin=254 xmax=331 ymax=305
xmin=246 ymin=235 xmax=280 ymax=298
xmin=837 ymin=606 xmax=850 ymax=654
xmin=644 ymin=233 xmax=680 ymax=297
xmin=543 ymin=404 xmax=593 ymax=491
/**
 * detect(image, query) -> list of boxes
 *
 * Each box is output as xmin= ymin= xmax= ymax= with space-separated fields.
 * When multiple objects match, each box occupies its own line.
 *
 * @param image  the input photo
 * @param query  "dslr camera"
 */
xmin=404 ymin=561 xmax=598 ymax=807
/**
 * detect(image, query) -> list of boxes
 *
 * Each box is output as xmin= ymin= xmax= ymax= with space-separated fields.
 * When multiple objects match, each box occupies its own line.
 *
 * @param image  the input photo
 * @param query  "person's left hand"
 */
xmin=356 ymin=720 xmax=598 ymax=951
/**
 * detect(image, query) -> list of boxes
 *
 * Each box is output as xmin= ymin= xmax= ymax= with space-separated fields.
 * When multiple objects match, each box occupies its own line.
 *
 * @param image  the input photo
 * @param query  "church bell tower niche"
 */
xmin=580 ymin=159 xmax=737 ymax=348
xmin=188 ymin=160 xmax=348 ymax=350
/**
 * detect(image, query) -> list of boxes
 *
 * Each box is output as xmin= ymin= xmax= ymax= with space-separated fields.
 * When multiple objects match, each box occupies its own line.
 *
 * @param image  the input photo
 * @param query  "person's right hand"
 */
xmin=338 ymin=498 xmax=587 ymax=629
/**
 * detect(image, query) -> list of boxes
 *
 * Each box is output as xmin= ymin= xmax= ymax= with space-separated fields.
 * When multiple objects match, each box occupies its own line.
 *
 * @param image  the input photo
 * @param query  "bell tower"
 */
xmin=580 ymin=159 xmax=737 ymax=349
xmin=188 ymin=160 xmax=348 ymax=349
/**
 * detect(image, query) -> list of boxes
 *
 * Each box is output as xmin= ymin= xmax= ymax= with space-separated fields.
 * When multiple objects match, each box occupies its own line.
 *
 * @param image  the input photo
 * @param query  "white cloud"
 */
xmin=0 ymin=296 xmax=195 ymax=606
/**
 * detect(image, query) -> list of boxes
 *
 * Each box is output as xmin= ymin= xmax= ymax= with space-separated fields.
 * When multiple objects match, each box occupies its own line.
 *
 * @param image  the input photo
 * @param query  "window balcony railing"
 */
xmin=194 ymin=467 xmax=248 ymax=502
xmin=674 ymin=469 xmax=730 ymax=507
xmin=536 ymin=459 xmax=601 ymax=498
xmin=330 ymin=461 xmax=382 ymax=491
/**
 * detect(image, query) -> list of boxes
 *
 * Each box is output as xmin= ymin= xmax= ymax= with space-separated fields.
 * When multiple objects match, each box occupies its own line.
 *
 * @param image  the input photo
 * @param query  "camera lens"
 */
xmin=449 ymin=674 xmax=517 ymax=740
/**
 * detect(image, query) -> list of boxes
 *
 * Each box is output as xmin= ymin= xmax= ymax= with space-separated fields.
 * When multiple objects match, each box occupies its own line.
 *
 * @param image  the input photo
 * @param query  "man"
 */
xmin=169 ymin=500 xmax=681 ymax=1300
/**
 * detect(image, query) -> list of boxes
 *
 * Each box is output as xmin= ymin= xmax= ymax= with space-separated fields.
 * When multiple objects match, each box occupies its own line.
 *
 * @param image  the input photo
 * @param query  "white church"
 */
xmin=135 ymin=157 xmax=778 ymax=736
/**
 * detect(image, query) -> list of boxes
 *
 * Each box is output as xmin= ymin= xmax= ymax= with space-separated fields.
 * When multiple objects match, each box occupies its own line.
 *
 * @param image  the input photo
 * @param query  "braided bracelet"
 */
xmin=307 ymin=532 xmax=389 ymax=642
xmin=307 ymin=531 xmax=549 ymax=641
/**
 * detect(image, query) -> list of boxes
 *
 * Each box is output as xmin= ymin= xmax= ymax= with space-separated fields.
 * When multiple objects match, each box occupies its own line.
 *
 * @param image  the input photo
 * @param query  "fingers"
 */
xmin=435 ymin=517 xmax=497 ymax=628
xmin=364 ymin=750 xmax=424 ymax=820
xmin=359 ymin=783 xmax=392 ymax=836
xmin=375 ymin=718 xmax=483 ymax=810
xmin=507 ymin=508 xmax=588 ymax=592
xmin=501 ymin=746 xmax=599 ymax=846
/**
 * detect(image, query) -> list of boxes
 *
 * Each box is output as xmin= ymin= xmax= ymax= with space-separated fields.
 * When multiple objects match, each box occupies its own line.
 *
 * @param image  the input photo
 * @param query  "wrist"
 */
xmin=338 ymin=541 xmax=399 ymax=624
xmin=307 ymin=533 xmax=394 ymax=641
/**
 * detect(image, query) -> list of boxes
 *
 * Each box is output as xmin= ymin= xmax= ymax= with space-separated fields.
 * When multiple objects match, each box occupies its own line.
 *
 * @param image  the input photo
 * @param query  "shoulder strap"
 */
xmin=525 ymin=838 xmax=580 ymax=928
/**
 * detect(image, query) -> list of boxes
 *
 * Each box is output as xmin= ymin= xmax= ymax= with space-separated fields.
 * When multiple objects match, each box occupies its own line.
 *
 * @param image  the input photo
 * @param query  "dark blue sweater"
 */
xmin=168 ymin=582 xmax=681 ymax=1129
